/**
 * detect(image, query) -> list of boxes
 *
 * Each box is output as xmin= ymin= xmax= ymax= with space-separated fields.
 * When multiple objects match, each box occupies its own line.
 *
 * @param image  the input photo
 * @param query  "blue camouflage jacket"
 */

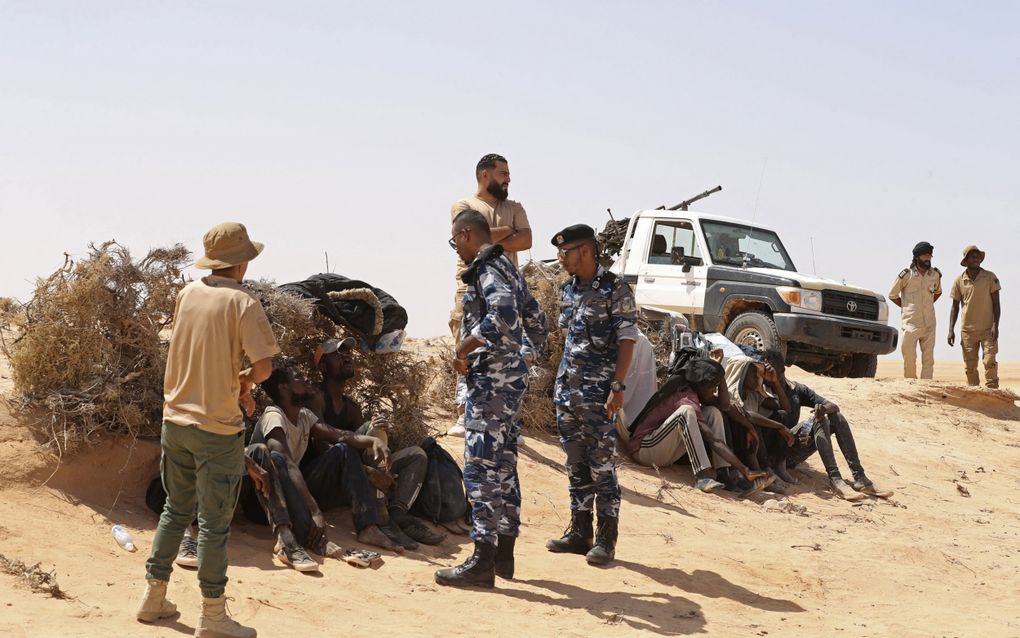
xmin=555 ymin=265 xmax=639 ymax=407
xmin=460 ymin=245 xmax=548 ymax=373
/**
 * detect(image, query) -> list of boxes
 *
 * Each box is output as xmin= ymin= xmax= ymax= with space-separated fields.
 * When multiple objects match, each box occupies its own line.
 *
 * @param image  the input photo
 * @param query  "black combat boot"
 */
xmin=434 ymin=541 xmax=496 ymax=588
xmin=545 ymin=510 xmax=593 ymax=555
xmin=494 ymin=534 xmax=516 ymax=579
xmin=585 ymin=515 xmax=619 ymax=566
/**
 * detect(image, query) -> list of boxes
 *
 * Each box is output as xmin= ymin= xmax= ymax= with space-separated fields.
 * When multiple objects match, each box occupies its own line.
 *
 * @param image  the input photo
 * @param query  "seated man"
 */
xmin=723 ymin=354 xmax=796 ymax=493
xmin=625 ymin=357 xmax=773 ymax=497
xmin=760 ymin=350 xmax=893 ymax=501
xmin=312 ymin=337 xmax=444 ymax=547
xmin=247 ymin=359 xmax=403 ymax=563
xmin=171 ymin=452 xmax=320 ymax=572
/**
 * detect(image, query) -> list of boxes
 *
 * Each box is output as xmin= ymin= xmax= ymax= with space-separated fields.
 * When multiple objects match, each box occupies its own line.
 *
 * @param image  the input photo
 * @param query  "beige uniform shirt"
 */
xmin=889 ymin=266 xmax=942 ymax=330
xmin=163 ymin=276 xmax=281 ymax=435
xmin=451 ymin=196 xmax=531 ymax=294
xmin=950 ymin=269 xmax=1002 ymax=332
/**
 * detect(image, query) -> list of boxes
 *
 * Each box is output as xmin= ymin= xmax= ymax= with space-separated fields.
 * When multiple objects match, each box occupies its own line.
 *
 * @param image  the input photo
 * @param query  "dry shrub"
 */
xmin=0 ymin=553 xmax=65 ymax=598
xmin=520 ymin=260 xmax=568 ymax=433
xmin=243 ymin=280 xmax=330 ymax=367
xmin=638 ymin=315 xmax=673 ymax=384
xmin=2 ymin=248 xmax=436 ymax=456
xmin=0 ymin=242 xmax=189 ymax=455
xmin=424 ymin=339 xmax=457 ymax=411
xmin=349 ymin=349 xmax=436 ymax=449
xmin=246 ymin=281 xmax=438 ymax=449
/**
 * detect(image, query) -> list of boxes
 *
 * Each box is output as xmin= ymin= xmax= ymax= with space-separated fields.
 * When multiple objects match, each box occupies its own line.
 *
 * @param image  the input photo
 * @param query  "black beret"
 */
xmin=551 ymin=224 xmax=596 ymax=248
xmin=912 ymin=241 xmax=934 ymax=257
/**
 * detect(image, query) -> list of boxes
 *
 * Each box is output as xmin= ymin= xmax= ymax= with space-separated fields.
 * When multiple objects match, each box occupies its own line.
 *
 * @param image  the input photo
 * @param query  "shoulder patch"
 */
xmin=934 ymin=267 xmax=942 ymax=275
xmin=898 ymin=269 xmax=909 ymax=279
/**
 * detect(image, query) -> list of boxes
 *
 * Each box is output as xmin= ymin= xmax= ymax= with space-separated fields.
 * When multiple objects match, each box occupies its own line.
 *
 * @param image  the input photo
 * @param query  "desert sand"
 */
xmin=1 ymin=353 xmax=1019 ymax=637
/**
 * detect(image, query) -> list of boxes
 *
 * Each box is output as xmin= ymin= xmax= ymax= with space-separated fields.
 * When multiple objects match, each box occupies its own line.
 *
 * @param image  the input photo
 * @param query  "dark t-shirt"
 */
xmin=302 ymin=386 xmax=365 ymax=465
xmin=786 ymin=380 xmax=828 ymax=421
xmin=320 ymin=385 xmax=364 ymax=432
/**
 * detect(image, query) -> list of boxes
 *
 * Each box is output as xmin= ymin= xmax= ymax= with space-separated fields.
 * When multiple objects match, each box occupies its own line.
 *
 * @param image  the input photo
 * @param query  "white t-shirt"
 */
xmin=622 ymin=331 xmax=657 ymax=427
xmin=250 ymin=405 xmax=316 ymax=463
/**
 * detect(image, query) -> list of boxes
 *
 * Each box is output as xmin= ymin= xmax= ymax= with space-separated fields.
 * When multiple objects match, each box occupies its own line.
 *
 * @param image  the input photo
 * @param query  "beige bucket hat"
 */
xmin=959 ymin=245 xmax=985 ymax=267
xmin=195 ymin=222 xmax=264 ymax=269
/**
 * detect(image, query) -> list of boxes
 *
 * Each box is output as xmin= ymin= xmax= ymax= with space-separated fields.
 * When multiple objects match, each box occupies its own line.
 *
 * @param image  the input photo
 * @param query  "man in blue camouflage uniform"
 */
xmin=435 ymin=209 xmax=547 ymax=588
xmin=546 ymin=224 xmax=637 ymax=566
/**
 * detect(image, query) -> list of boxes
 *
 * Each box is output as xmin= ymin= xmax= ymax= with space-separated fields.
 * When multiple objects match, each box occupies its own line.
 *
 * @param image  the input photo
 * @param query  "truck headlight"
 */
xmin=777 ymin=287 xmax=822 ymax=312
xmin=877 ymin=298 xmax=889 ymax=322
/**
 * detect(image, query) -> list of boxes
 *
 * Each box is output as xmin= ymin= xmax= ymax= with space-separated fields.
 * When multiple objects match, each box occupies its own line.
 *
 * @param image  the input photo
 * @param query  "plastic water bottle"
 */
xmin=112 ymin=525 xmax=136 ymax=552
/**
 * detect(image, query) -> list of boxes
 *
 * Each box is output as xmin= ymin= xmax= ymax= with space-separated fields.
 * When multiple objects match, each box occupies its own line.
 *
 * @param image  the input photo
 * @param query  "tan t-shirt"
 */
xmin=163 ymin=276 xmax=281 ymax=435
xmin=250 ymin=405 xmax=315 ymax=463
xmin=451 ymin=196 xmax=531 ymax=294
xmin=950 ymin=269 xmax=1001 ymax=333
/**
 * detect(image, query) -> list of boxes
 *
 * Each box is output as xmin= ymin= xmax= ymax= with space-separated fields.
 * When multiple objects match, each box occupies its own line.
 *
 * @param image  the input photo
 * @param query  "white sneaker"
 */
xmin=447 ymin=413 xmax=466 ymax=437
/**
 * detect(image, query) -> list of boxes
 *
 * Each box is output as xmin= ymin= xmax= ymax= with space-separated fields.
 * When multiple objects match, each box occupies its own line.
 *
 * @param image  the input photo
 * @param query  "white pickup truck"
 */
xmin=609 ymin=209 xmax=898 ymax=377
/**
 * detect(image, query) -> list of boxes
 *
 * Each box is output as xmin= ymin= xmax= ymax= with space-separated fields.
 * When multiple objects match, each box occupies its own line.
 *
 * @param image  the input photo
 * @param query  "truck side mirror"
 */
xmin=679 ymin=254 xmax=703 ymax=272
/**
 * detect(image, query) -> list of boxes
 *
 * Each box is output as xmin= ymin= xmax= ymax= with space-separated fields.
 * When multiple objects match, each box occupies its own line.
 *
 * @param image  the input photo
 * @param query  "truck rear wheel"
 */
xmin=724 ymin=311 xmax=782 ymax=355
xmin=848 ymin=353 xmax=878 ymax=378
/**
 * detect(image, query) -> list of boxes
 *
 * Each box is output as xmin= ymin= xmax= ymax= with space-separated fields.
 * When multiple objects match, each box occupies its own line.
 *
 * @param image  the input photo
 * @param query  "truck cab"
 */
xmin=610 ymin=210 xmax=898 ymax=377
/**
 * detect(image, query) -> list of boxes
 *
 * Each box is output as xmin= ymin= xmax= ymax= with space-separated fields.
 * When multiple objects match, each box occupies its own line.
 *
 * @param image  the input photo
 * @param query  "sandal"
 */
xmin=852 ymin=478 xmax=893 ymax=498
xmin=343 ymin=548 xmax=382 ymax=568
xmin=740 ymin=474 xmax=777 ymax=498
xmin=831 ymin=478 xmax=865 ymax=502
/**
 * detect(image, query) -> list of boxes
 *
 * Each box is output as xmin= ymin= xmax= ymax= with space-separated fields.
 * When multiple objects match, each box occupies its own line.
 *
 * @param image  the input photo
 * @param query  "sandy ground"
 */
xmin=1 ymin=355 xmax=1019 ymax=637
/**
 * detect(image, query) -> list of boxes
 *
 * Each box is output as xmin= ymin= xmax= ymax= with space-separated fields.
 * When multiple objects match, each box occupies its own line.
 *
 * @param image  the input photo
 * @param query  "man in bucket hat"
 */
xmin=889 ymin=241 xmax=942 ymax=379
xmin=138 ymin=222 xmax=279 ymax=638
xmin=948 ymin=245 xmax=1002 ymax=388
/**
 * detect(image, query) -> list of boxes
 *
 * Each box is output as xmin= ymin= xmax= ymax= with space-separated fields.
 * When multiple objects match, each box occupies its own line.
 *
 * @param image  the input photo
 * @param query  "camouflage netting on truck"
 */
xmin=597 ymin=218 xmax=631 ymax=270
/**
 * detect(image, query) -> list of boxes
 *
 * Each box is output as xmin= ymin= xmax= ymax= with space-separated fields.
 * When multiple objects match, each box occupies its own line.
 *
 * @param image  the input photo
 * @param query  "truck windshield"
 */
xmin=700 ymin=220 xmax=796 ymax=271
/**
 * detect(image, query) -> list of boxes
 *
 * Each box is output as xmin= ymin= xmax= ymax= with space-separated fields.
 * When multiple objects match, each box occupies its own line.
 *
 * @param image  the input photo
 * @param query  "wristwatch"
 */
xmin=610 ymin=381 xmax=626 ymax=392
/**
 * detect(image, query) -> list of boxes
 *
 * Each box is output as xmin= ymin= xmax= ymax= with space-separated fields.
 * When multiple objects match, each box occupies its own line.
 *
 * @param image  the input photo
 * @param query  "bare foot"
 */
xmin=358 ymin=525 xmax=404 ymax=553
xmin=774 ymin=464 xmax=799 ymax=485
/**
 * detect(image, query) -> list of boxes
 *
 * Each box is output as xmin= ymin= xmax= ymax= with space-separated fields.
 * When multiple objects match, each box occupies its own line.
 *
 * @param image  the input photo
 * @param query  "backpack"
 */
xmin=145 ymin=475 xmax=167 ymax=516
xmin=410 ymin=436 xmax=469 ymax=524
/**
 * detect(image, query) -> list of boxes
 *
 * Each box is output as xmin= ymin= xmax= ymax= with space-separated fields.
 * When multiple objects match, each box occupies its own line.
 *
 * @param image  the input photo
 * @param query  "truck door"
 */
xmin=634 ymin=219 xmax=709 ymax=316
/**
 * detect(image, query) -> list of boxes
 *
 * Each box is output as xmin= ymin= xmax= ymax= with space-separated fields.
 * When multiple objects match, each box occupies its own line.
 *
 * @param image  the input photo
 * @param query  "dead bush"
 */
xmin=0 ymin=242 xmax=188 ymax=455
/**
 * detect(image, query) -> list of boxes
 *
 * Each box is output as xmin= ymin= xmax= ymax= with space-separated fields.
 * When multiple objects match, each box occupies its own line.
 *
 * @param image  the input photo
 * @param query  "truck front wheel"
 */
xmin=724 ymin=311 xmax=782 ymax=355
xmin=848 ymin=353 xmax=878 ymax=378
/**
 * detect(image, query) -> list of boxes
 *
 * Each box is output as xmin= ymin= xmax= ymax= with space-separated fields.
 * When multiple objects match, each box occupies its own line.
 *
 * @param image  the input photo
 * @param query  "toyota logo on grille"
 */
xmin=846 ymin=300 xmax=858 ymax=313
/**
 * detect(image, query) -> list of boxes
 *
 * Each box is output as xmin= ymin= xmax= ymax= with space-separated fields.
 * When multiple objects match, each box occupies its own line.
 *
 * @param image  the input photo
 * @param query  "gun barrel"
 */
xmin=668 ymin=185 xmax=722 ymax=211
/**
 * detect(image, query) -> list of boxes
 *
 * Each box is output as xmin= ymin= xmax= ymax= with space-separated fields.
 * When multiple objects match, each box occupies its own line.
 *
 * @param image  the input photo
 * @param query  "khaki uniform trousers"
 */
xmin=901 ymin=322 xmax=936 ymax=380
xmin=961 ymin=329 xmax=999 ymax=388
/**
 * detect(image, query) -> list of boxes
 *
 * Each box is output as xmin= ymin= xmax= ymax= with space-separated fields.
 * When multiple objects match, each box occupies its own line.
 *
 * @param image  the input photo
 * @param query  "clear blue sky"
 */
xmin=1 ymin=1 xmax=1016 ymax=362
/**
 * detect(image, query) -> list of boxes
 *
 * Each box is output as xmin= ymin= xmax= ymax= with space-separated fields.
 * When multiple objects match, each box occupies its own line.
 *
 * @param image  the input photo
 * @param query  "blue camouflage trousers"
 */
xmin=555 ymin=403 xmax=621 ymax=518
xmin=463 ymin=362 xmax=527 ymax=546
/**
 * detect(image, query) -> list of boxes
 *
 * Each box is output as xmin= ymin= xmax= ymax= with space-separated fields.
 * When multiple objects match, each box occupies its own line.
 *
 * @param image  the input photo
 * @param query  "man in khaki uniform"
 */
xmin=447 ymin=153 xmax=533 ymax=435
xmin=948 ymin=245 xmax=1002 ymax=388
xmin=889 ymin=241 xmax=942 ymax=379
